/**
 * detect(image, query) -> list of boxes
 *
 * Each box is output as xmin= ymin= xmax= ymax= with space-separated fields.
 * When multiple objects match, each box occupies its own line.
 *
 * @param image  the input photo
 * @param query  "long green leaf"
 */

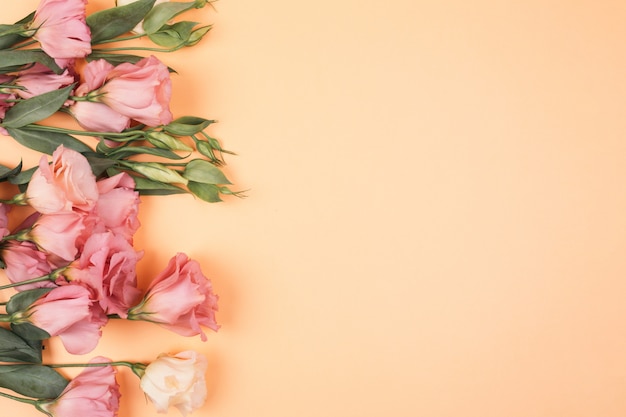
xmin=0 ymin=160 xmax=22 ymax=182
xmin=0 ymin=328 xmax=42 ymax=364
xmin=0 ymin=365 xmax=68 ymax=399
xmin=143 ymin=1 xmax=198 ymax=34
xmin=6 ymin=126 xmax=92 ymax=155
xmin=2 ymin=85 xmax=74 ymax=128
xmin=87 ymin=0 xmax=156 ymax=43
xmin=0 ymin=50 xmax=61 ymax=73
xmin=132 ymin=175 xmax=186 ymax=195
xmin=187 ymin=180 xmax=222 ymax=202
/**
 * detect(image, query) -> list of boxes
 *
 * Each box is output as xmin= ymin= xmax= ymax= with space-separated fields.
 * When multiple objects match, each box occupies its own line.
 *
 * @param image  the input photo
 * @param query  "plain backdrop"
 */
xmin=2 ymin=0 xmax=626 ymax=416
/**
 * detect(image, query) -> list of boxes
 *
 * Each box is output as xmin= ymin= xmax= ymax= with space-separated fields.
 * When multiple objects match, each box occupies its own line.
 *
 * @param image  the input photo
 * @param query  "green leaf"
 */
xmin=11 ymin=323 xmax=51 ymax=341
xmin=0 ymin=50 xmax=61 ymax=74
xmin=142 ymin=1 xmax=198 ymax=34
xmin=0 ymin=365 xmax=68 ymax=399
xmin=87 ymin=0 xmax=156 ymax=43
xmin=148 ymin=21 xmax=198 ymax=47
xmin=84 ymin=153 xmax=118 ymax=177
xmin=0 ymin=328 xmax=42 ymax=364
xmin=2 ymin=84 xmax=74 ymax=128
xmin=8 ymin=166 xmax=37 ymax=186
xmin=132 ymin=175 xmax=187 ymax=195
xmin=187 ymin=181 xmax=222 ymax=202
xmin=183 ymin=159 xmax=231 ymax=184
xmin=164 ymin=116 xmax=215 ymax=136
xmin=6 ymin=126 xmax=92 ymax=155
xmin=0 ymin=160 xmax=22 ymax=182
xmin=0 ymin=24 xmax=25 ymax=50
xmin=87 ymin=52 xmax=145 ymax=66
xmin=6 ymin=288 xmax=53 ymax=315
xmin=187 ymin=25 xmax=212 ymax=46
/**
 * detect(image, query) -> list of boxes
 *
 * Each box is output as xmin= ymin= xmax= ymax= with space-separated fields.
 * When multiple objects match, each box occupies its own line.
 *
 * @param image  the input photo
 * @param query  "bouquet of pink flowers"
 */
xmin=0 ymin=0 xmax=234 ymax=416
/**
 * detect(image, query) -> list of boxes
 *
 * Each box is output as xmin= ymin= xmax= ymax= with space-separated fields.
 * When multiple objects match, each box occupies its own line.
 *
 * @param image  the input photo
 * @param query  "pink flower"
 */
xmin=93 ymin=173 xmax=141 ymax=242
xmin=129 ymin=253 xmax=219 ymax=340
xmin=140 ymin=351 xmax=208 ymax=416
xmin=65 ymin=232 xmax=143 ymax=318
xmin=0 ymin=203 xmax=9 ymax=238
xmin=22 ymin=285 xmax=107 ymax=354
xmin=12 ymin=64 xmax=75 ymax=100
xmin=70 ymin=56 xmax=173 ymax=131
xmin=1 ymin=240 xmax=56 ymax=291
xmin=26 ymin=145 xmax=98 ymax=215
xmin=39 ymin=357 xmax=120 ymax=417
xmin=27 ymin=211 xmax=86 ymax=262
xmin=29 ymin=0 xmax=91 ymax=65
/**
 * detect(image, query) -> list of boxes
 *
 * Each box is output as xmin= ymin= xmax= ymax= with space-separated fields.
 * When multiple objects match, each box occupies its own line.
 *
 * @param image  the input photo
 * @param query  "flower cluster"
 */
xmin=0 ymin=0 xmax=231 ymax=416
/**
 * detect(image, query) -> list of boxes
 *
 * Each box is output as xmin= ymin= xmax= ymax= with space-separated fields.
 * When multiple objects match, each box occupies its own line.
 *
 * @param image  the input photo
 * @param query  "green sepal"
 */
xmin=2 ymin=84 xmax=74 ymax=128
xmin=183 ymin=159 xmax=231 ymax=184
xmin=87 ymin=0 xmax=156 ymax=43
xmin=0 ymin=160 xmax=22 ymax=182
xmin=164 ymin=116 xmax=215 ymax=136
xmin=0 ymin=365 xmax=68 ymax=399
xmin=0 ymin=327 xmax=42 ymax=364
xmin=187 ymin=181 xmax=222 ymax=202
xmin=0 ymin=50 xmax=61 ymax=74
xmin=142 ymin=1 xmax=200 ymax=34
xmin=6 ymin=126 xmax=92 ymax=155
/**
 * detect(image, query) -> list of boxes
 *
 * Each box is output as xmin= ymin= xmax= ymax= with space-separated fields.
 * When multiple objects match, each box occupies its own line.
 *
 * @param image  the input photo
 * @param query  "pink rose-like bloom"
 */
xmin=39 ymin=356 xmax=120 ymax=417
xmin=12 ymin=64 xmax=75 ymax=99
xmin=26 ymin=145 xmax=98 ymax=215
xmin=29 ymin=0 xmax=91 ymax=65
xmin=27 ymin=211 xmax=86 ymax=262
xmin=0 ymin=202 xmax=9 ymax=238
xmin=92 ymin=173 xmax=141 ymax=242
xmin=129 ymin=253 xmax=219 ymax=340
xmin=140 ymin=351 xmax=208 ymax=416
xmin=65 ymin=232 xmax=143 ymax=318
xmin=1 ymin=240 xmax=56 ymax=291
xmin=23 ymin=285 xmax=107 ymax=354
xmin=70 ymin=56 xmax=172 ymax=132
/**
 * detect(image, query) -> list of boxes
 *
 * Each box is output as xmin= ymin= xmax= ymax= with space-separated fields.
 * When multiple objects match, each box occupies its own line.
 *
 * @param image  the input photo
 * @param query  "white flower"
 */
xmin=140 ymin=350 xmax=208 ymax=416
xmin=115 ymin=0 xmax=169 ymax=33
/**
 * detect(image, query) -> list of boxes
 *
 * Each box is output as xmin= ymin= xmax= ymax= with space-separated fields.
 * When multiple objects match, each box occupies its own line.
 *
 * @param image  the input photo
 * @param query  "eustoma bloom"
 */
xmin=28 ymin=0 xmax=91 ymax=65
xmin=128 ymin=253 xmax=220 ymax=340
xmin=139 ymin=351 xmax=208 ymax=416
xmin=70 ymin=56 xmax=173 ymax=132
xmin=11 ymin=286 xmax=108 ymax=354
xmin=38 ymin=357 xmax=121 ymax=417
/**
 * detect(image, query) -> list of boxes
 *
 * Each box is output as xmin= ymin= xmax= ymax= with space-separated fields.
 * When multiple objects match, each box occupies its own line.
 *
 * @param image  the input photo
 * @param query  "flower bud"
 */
xmin=129 ymin=162 xmax=188 ymax=184
xmin=147 ymin=131 xmax=193 ymax=151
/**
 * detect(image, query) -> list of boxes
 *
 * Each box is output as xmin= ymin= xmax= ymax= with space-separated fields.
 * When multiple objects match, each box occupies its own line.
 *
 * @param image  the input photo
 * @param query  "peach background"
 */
xmin=2 ymin=0 xmax=626 ymax=416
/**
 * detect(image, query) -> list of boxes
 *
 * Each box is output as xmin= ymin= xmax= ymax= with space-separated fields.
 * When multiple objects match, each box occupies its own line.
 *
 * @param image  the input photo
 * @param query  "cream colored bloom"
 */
xmin=140 ymin=351 xmax=208 ymax=416
xmin=115 ymin=0 xmax=169 ymax=33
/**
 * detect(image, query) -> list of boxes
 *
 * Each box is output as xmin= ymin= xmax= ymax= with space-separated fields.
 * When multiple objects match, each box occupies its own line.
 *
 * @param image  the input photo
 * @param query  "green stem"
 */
xmin=24 ymin=124 xmax=145 ymax=140
xmin=92 ymin=33 xmax=146 ymax=45
xmin=7 ymin=39 xmax=38 ymax=51
xmin=92 ymin=44 xmax=185 ymax=53
xmin=44 ymin=361 xmax=136 ymax=369
xmin=0 ymin=390 xmax=37 ymax=405
xmin=0 ymin=274 xmax=56 ymax=291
